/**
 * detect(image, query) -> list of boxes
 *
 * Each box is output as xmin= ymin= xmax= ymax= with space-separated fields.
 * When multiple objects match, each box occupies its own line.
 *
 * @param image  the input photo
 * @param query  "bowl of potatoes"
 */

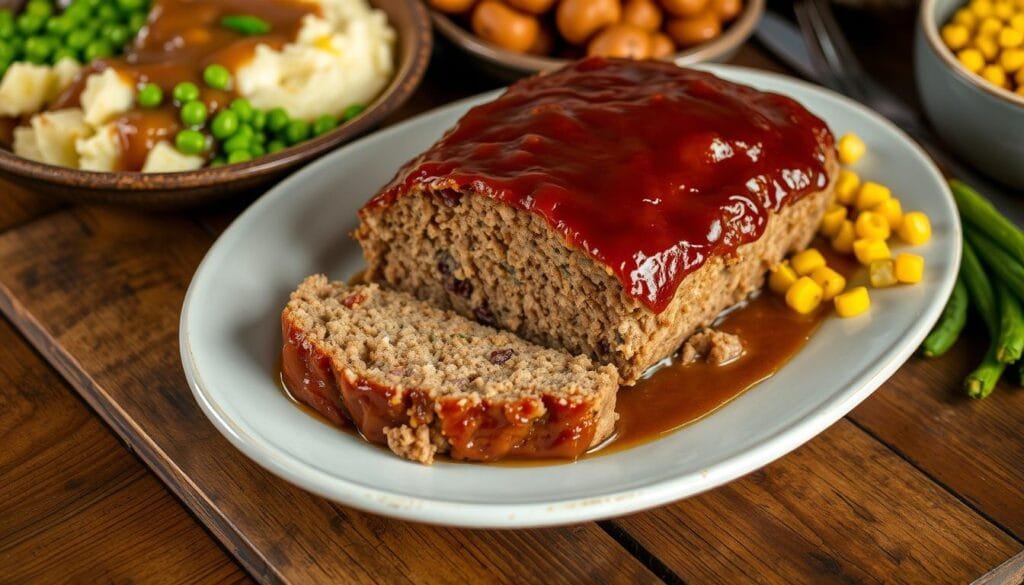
xmin=428 ymin=0 xmax=764 ymax=78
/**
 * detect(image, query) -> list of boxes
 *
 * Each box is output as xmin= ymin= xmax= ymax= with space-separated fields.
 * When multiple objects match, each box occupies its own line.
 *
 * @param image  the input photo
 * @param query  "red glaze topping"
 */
xmin=365 ymin=58 xmax=835 ymax=313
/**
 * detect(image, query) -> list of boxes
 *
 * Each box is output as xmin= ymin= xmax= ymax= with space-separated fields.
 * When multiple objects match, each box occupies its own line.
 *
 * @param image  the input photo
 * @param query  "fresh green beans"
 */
xmin=965 ymin=346 xmax=1005 ymax=399
xmin=961 ymin=239 xmax=999 ymax=336
xmin=995 ymin=281 xmax=1024 ymax=363
xmin=951 ymin=180 xmax=1024 ymax=262
xmin=966 ymin=229 xmax=1024 ymax=302
xmin=922 ymin=277 xmax=969 ymax=358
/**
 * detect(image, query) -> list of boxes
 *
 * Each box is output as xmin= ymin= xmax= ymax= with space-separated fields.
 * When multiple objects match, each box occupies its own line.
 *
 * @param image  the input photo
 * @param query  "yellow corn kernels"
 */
xmin=835 ymin=169 xmax=861 ymax=205
xmin=1012 ymin=13 xmax=1024 ymax=31
xmin=791 ymin=248 xmax=827 ymax=276
xmin=982 ymin=64 xmax=1009 ymax=87
xmin=898 ymin=211 xmax=932 ymax=245
xmin=958 ymin=48 xmax=987 ymax=72
xmin=834 ymin=286 xmax=870 ymax=318
xmin=832 ymin=220 xmax=857 ymax=254
xmin=979 ymin=16 xmax=1005 ymax=36
xmin=977 ymin=35 xmax=1001 ymax=59
xmin=785 ymin=277 xmax=824 ymax=315
xmin=873 ymin=198 xmax=903 ymax=230
xmin=1000 ymin=26 xmax=1024 ymax=47
xmin=856 ymin=181 xmax=892 ymax=211
xmin=1001 ymin=48 xmax=1024 ymax=71
xmin=853 ymin=238 xmax=892 ymax=265
xmin=895 ymin=253 xmax=925 ymax=284
xmin=943 ymin=23 xmax=972 ymax=49
xmin=855 ymin=211 xmax=892 ymax=241
xmin=869 ymin=259 xmax=898 ymax=288
xmin=995 ymin=0 xmax=1016 ymax=18
xmin=810 ymin=266 xmax=847 ymax=301
xmin=955 ymin=7 xmax=979 ymax=28
xmin=970 ymin=0 xmax=994 ymax=18
xmin=769 ymin=262 xmax=798 ymax=295
xmin=837 ymin=133 xmax=866 ymax=165
xmin=820 ymin=205 xmax=848 ymax=238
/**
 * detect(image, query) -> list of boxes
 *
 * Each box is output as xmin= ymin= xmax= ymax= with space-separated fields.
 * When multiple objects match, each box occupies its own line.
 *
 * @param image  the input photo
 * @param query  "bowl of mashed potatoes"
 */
xmin=0 ymin=0 xmax=431 ymax=208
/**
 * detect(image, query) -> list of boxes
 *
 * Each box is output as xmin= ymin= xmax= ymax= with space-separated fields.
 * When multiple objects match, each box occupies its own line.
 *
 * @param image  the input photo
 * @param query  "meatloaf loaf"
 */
xmin=281 ymin=276 xmax=618 ymax=464
xmin=356 ymin=57 xmax=837 ymax=383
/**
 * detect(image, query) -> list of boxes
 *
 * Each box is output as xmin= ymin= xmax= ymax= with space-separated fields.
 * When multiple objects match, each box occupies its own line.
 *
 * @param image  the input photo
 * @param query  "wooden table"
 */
xmin=2 ymin=12 xmax=1023 ymax=584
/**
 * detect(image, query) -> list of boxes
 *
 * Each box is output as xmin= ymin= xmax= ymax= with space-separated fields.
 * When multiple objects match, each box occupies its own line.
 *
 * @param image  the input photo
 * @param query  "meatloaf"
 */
xmin=356 ymin=57 xmax=837 ymax=383
xmin=281 ymin=276 xmax=618 ymax=464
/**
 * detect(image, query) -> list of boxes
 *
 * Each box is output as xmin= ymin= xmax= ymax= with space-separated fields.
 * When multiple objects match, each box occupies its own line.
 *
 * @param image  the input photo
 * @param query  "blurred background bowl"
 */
xmin=0 ymin=0 xmax=433 ymax=210
xmin=915 ymin=0 xmax=1024 ymax=189
xmin=431 ymin=0 xmax=765 ymax=81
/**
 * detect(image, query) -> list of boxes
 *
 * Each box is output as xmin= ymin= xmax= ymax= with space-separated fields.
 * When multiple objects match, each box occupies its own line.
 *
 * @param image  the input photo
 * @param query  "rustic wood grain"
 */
xmin=610 ymin=419 xmax=1021 ymax=584
xmin=0 ymin=178 xmax=61 ymax=231
xmin=0 ymin=205 xmax=659 ymax=585
xmin=0 ymin=317 xmax=251 ymax=584
xmin=849 ymin=334 xmax=1024 ymax=540
xmin=973 ymin=550 xmax=1024 ymax=585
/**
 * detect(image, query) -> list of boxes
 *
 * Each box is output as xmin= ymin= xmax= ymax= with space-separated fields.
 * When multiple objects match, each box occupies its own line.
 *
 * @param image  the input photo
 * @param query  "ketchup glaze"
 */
xmin=365 ymin=58 xmax=835 ymax=313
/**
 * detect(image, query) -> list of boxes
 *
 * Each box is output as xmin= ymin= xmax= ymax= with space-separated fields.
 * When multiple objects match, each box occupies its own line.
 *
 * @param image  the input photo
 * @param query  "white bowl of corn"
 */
xmin=915 ymin=0 xmax=1024 ymax=188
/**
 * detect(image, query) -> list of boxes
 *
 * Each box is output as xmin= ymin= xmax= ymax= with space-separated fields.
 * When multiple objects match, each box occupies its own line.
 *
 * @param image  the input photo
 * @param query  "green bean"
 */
xmin=961 ymin=239 xmax=999 ymax=336
xmin=965 ymin=345 xmax=1005 ymax=399
xmin=922 ymin=277 xmax=969 ymax=358
xmin=966 ymin=228 xmax=1024 ymax=303
xmin=995 ymin=281 xmax=1024 ymax=364
xmin=950 ymin=179 xmax=1024 ymax=263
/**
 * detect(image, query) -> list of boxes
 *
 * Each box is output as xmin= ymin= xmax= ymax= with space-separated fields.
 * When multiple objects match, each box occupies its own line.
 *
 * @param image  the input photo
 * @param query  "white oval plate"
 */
xmin=181 ymin=65 xmax=960 ymax=528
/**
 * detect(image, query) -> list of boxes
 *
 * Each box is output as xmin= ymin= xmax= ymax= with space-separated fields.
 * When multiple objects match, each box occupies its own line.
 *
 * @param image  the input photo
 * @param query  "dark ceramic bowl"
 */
xmin=0 ymin=0 xmax=433 ymax=210
xmin=431 ymin=0 xmax=764 ymax=81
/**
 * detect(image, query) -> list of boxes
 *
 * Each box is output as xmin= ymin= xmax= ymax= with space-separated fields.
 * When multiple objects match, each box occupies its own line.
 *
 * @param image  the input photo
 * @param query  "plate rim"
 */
xmin=180 ymin=64 xmax=962 ymax=528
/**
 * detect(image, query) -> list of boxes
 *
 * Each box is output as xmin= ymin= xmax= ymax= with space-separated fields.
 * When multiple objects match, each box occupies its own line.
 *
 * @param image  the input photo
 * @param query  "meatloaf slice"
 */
xmin=281 ymin=276 xmax=619 ymax=464
xmin=357 ymin=58 xmax=837 ymax=383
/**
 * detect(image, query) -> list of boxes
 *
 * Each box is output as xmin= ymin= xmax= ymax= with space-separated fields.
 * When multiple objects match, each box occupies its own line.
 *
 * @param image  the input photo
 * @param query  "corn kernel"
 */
xmin=856 ymin=181 xmax=892 ymax=211
xmin=785 ymin=276 xmax=824 ymax=315
xmin=1000 ymin=26 xmax=1024 ymax=47
xmin=895 ymin=253 xmax=925 ymax=284
xmin=820 ymin=205 xmax=848 ymax=238
xmin=976 ymin=35 xmax=1000 ymax=60
xmin=853 ymin=238 xmax=891 ymax=265
xmin=898 ymin=211 xmax=932 ymax=245
xmin=1016 ymin=66 xmax=1024 ymax=84
xmin=982 ymin=64 xmax=1009 ymax=86
xmin=979 ymin=16 xmax=1005 ymax=36
xmin=791 ymin=248 xmax=827 ymax=276
xmin=873 ymin=198 xmax=904 ymax=230
xmin=769 ymin=262 xmax=798 ymax=295
xmin=810 ymin=266 xmax=847 ymax=301
xmin=835 ymin=169 xmax=861 ymax=205
xmin=943 ymin=23 xmax=972 ymax=49
xmin=837 ymin=133 xmax=866 ymax=165
xmin=834 ymin=286 xmax=870 ymax=318
xmin=970 ymin=0 xmax=994 ymax=18
xmin=1017 ymin=85 xmax=1024 ymax=96
xmin=958 ymin=48 xmax=987 ymax=72
xmin=1011 ymin=14 xmax=1024 ymax=32
xmin=869 ymin=259 xmax=898 ymax=288
xmin=832 ymin=220 xmax=856 ymax=253
xmin=855 ymin=211 xmax=892 ymax=240
xmin=1000 ymin=48 xmax=1024 ymax=71
xmin=955 ymin=7 xmax=979 ymax=28
xmin=994 ymin=0 xmax=1016 ymax=20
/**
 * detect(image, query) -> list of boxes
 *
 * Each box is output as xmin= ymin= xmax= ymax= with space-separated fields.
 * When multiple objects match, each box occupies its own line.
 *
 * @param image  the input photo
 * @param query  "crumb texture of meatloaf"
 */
xmin=280 ymin=276 xmax=619 ymax=464
xmin=357 ymin=58 xmax=837 ymax=383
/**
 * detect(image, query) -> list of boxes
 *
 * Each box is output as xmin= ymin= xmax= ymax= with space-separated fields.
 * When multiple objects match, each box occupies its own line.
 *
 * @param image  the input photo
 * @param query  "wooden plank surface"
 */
xmin=0 ymin=206 xmax=660 ymax=584
xmin=0 ymin=317 xmax=251 ymax=584
xmin=610 ymin=419 xmax=1021 ymax=583
xmin=0 ymin=179 xmax=61 ymax=231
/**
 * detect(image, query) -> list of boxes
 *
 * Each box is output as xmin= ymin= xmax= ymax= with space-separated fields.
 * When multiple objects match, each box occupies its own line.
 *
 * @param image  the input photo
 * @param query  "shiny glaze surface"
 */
xmin=366 ymin=57 xmax=834 ymax=313
xmin=52 ymin=0 xmax=317 ymax=171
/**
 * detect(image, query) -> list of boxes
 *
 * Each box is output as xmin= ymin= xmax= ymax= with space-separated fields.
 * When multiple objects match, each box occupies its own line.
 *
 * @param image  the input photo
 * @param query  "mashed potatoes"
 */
xmin=7 ymin=0 xmax=395 ymax=172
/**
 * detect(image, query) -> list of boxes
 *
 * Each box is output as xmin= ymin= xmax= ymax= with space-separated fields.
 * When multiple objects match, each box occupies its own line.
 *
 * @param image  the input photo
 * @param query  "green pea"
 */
xmin=266 ymin=107 xmax=288 ymax=133
xmin=137 ymin=82 xmax=162 ymax=107
xmin=83 ymin=39 xmax=113 ymax=61
xmin=103 ymin=24 xmax=130 ymax=46
xmin=342 ymin=103 xmax=365 ymax=120
xmin=180 ymin=100 xmax=208 ymax=127
xmin=0 ymin=12 xmax=14 ymax=40
xmin=81 ymin=0 xmax=104 ymax=10
xmin=284 ymin=119 xmax=310 ymax=145
xmin=128 ymin=12 xmax=148 ymax=33
xmin=17 ymin=13 xmax=45 ymax=35
xmin=96 ymin=4 xmax=120 ymax=22
xmin=228 ymin=97 xmax=252 ymax=121
xmin=24 ymin=0 xmax=53 ymax=18
xmin=66 ymin=29 xmax=94 ymax=51
xmin=312 ymin=114 xmax=338 ymax=136
xmin=267 ymin=140 xmax=286 ymax=154
xmin=227 ymin=150 xmax=252 ymax=164
xmin=234 ymin=124 xmax=254 ymax=141
xmin=175 ymin=129 xmax=206 ymax=155
xmin=51 ymin=47 xmax=79 ymax=64
xmin=24 ymin=36 xmax=53 ymax=64
xmin=210 ymin=156 xmax=226 ymax=167
xmin=117 ymin=0 xmax=145 ymax=11
xmin=63 ymin=3 xmax=90 ymax=22
xmin=172 ymin=81 xmax=199 ymax=103
xmin=210 ymin=109 xmax=239 ymax=139
xmin=220 ymin=14 xmax=270 ymax=36
xmin=44 ymin=15 xmax=71 ymax=37
xmin=202 ymin=63 xmax=230 ymax=90
xmin=249 ymin=144 xmax=266 ymax=158
xmin=250 ymin=109 xmax=265 ymax=130
xmin=222 ymin=133 xmax=250 ymax=154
